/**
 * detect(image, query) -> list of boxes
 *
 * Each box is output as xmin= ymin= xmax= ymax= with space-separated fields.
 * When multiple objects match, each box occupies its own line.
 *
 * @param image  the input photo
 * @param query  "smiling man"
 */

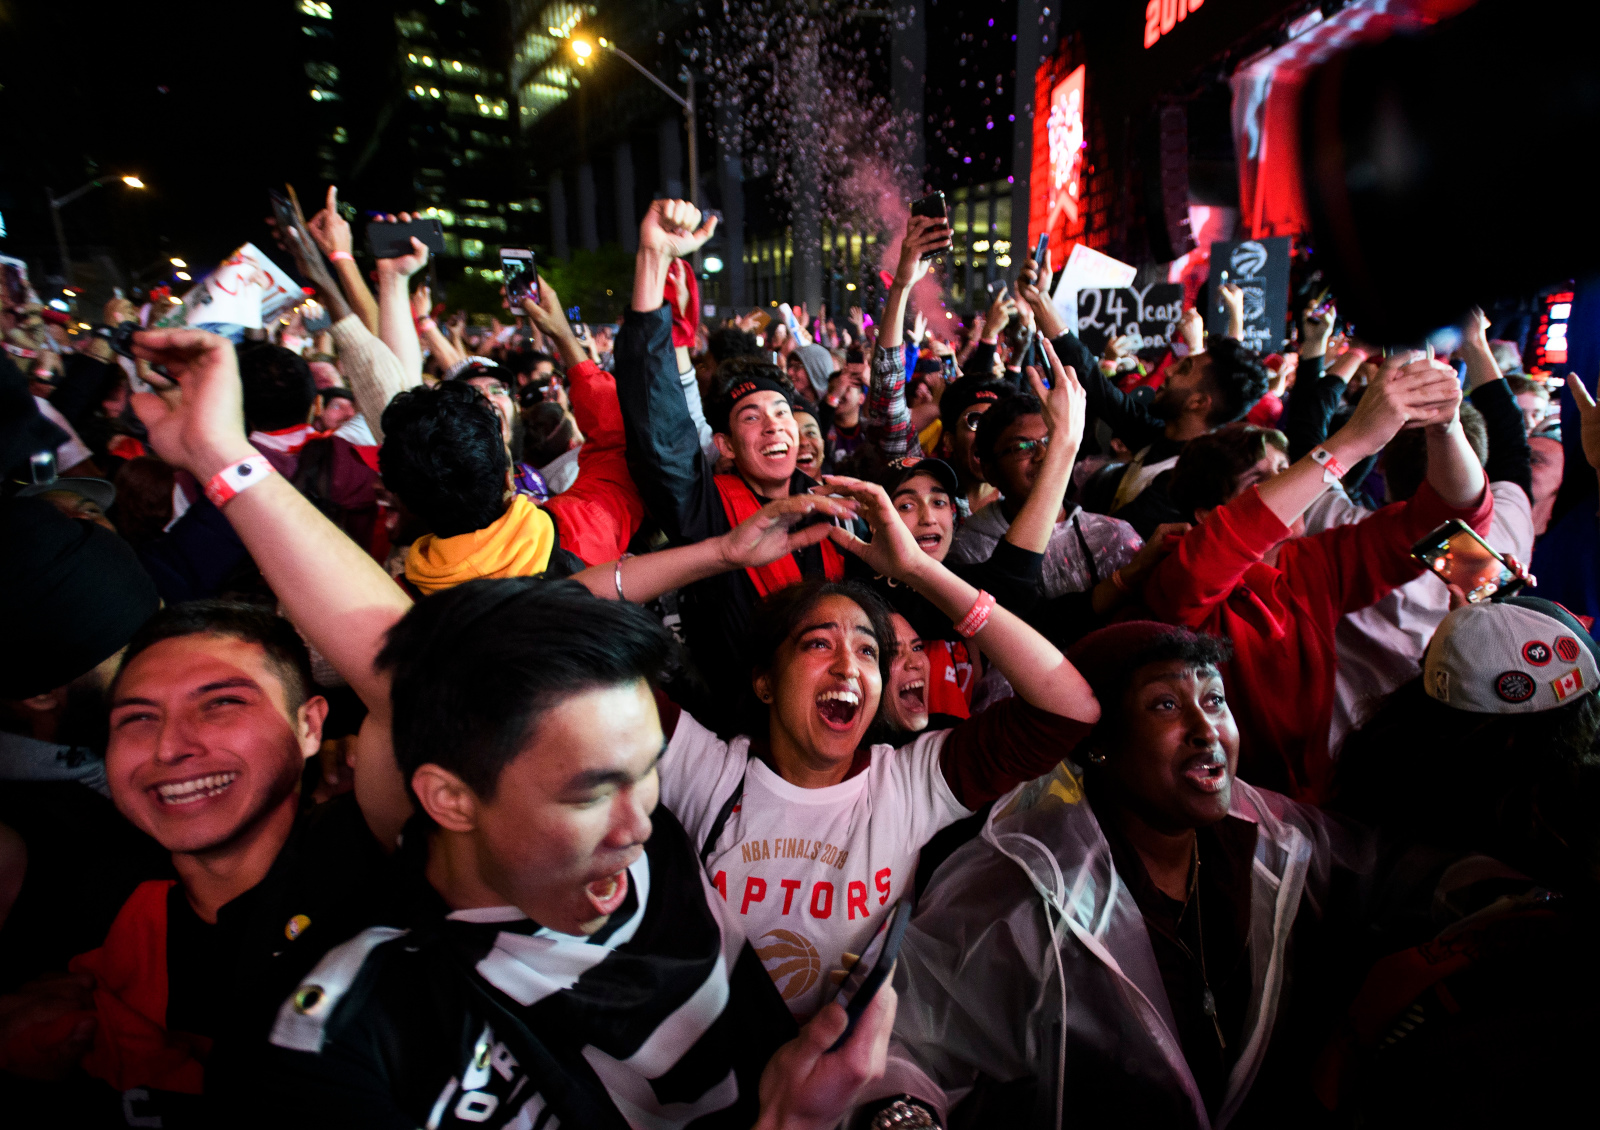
xmin=615 ymin=200 xmax=861 ymax=731
xmin=0 ymin=602 xmax=395 ymax=1127
xmin=854 ymin=622 xmax=1373 ymax=1129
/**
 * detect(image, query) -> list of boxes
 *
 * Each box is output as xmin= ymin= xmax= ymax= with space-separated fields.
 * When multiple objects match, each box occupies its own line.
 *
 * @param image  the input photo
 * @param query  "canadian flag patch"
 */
xmin=1551 ymin=667 xmax=1587 ymax=702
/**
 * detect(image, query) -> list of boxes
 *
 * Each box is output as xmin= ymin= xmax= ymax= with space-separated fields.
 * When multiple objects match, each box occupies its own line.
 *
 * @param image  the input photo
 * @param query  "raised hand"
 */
xmin=718 ymin=495 xmax=861 ymax=572
xmin=819 ymin=475 xmax=928 ymax=583
xmin=1569 ymin=370 xmax=1600 ymax=473
xmin=374 ymin=211 xmax=429 ymax=277
xmin=1300 ymin=303 xmax=1336 ymax=357
xmin=411 ymin=284 xmax=432 ymax=321
xmin=305 ymin=185 xmax=354 ymax=258
xmin=1026 ymin=338 xmax=1086 ymax=450
xmin=1340 ymin=355 xmax=1462 ymax=456
xmin=128 ymin=328 xmax=255 ymax=481
xmin=893 ymin=215 xmax=949 ymax=288
xmin=911 ymin=310 xmax=928 ymax=346
xmin=983 ymin=287 xmax=1015 ymax=340
xmin=639 ymin=199 xmax=718 ymax=260
xmin=1178 ymin=306 xmax=1205 ymax=355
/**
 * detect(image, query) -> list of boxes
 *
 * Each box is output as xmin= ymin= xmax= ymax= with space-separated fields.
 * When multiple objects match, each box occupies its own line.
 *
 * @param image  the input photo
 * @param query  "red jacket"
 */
xmin=1145 ymin=477 xmax=1493 ymax=803
xmin=541 ymin=359 xmax=647 ymax=566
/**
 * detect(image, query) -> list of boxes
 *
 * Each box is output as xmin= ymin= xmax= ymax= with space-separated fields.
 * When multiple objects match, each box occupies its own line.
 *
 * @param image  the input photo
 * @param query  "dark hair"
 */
xmin=845 ymin=347 xmax=866 ymax=366
xmin=237 ymin=342 xmax=317 ymax=433
xmin=1197 ymin=338 xmax=1272 ymax=426
xmin=1168 ymin=422 xmax=1289 ymax=518
xmin=507 ymin=350 xmax=557 ymax=381
xmin=709 ymin=327 xmax=762 ymax=365
xmin=523 ymin=400 xmax=578 ymax=466
xmin=939 ymin=378 xmax=1015 ymax=439
xmin=1504 ymin=374 xmax=1547 ymax=400
xmin=1379 ymin=401 xmax=1488 ymax=503
xmin=379 ymin=381 xmax=509 ymax=538
xmin=1336 ymin=677 xmax=1600 ymax=883
xmin=742 ymin=579 xmax=897 ymax=734
xmin=973 ymin=392 xmax=1042 ymax=469
xmin=1079 ymin=630 xmax=1233 ymax=766
xmin=375 ymin=578 xmax=674 ymax=801
xmin=115 ymin=600 xmax=313 ymax=713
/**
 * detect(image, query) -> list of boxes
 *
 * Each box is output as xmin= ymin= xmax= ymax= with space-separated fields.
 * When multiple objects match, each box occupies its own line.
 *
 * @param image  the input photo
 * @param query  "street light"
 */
xmin=45 ymin=174 xmax=147 ymax=286
xmin=569 ymin=35 xmax=697 ymax=211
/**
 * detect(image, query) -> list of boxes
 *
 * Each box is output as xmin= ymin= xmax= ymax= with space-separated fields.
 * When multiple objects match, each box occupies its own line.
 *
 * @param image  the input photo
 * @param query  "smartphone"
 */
xmin=301 ymin=301 xmax=332 ymax=334
xmin=1410 ymin=519 xmax=1526 ymax=603
xmin=268 ymin=189 xmax=301 ymax=244
xmin=367 ymin=217 xmax=446 ymax=259
xmin=501 ymin=248 xmax=538 ymax=308
xmin=828 ymin=897 xmax=915 ymax=1052
xmin=1034 ymin=231 xmax=1050 ymax=269
xmin=908 ymin=192 xmax=951 ymax=261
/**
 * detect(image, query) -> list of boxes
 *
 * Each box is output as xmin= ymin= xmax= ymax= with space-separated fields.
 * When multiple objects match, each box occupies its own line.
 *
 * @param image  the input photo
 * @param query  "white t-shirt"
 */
xmin=660 ymin=711 xmax=969 ymax=1020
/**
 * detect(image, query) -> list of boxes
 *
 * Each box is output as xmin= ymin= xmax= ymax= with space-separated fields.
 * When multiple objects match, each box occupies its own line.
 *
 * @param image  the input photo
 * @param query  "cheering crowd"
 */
xmin=3 ymin=184 xmax=1599 ymax=1130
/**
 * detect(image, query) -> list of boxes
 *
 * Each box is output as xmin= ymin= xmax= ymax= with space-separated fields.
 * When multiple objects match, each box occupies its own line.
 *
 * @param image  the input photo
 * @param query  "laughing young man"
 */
xmin=81 ymin=326 xmax=897 ymax=1130
xmin=615 ymin=200 xmax=865 ymax=729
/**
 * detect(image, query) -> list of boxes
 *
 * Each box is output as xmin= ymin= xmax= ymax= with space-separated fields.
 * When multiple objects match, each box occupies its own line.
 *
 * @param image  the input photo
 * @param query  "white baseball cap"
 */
xmin=1423 ymin=597 xmax=1600 ymax=715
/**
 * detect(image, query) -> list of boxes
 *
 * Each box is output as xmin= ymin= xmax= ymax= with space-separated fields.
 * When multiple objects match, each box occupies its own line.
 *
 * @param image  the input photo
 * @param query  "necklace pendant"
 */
xmin=1202 ymin=988 xmax=1217 ymax=1017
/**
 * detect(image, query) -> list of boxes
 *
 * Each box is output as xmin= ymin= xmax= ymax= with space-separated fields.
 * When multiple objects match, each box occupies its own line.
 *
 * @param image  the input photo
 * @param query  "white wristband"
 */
xmin=204 ymin=455 xmax=277 ymax=508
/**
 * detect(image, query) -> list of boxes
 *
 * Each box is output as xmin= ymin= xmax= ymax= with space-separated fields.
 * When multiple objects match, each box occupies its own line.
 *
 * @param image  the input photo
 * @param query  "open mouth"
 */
xmin=796 ymin=450 xmax=817 ymax=468
xmin=1181 ymin=754 xmax=1228 ymax=794
xmin=760 ymin=443 xmax=791 ymax=459
xmin=153 ymin=772 xmax=239 ymax=806
xmin=897 ymin=679 xmax=926 ymax=712
xmin=584 ymin=869 xmax=630 ymax=917
xmin=815 ymin=686 xmax=862 ymax=730
xmin=914 ymin=533 xmax=943 ymax=554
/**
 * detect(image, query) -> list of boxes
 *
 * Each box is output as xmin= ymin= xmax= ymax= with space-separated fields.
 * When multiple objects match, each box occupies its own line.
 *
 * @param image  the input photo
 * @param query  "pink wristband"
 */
xmin=955 ymin=590 xmax=997 ymax=638
xmin=204 ymin=456 xmax=277 ymax=509
xmin=328 ymin=250 xmax=354 ymax=263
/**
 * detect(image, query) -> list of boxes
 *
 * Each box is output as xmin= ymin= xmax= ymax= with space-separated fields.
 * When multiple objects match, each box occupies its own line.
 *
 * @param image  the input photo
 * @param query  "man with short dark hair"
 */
xmin=0 ymin=600 xmax=395 ymax=1126
xmin=380 ymin=280 xmax=645 ymax=593
xmin=615 ymin=201 xmax=861 ymax=727
xmin=1013 ymin=257 xmax=1271 ymax=516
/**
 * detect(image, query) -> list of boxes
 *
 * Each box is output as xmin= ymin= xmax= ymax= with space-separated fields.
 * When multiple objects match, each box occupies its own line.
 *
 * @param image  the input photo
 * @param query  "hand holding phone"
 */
xmin=908 ymin=192 xmax=952 ymax=261
xmin=501 ymin=249 xmax=538 ymax=309
xmin=827 ymin=897 xmax=913 ymax=1051
xmin=1411 ymin=519 xmax=1528 ymax=603
xmin=367 ymin=217 xmax=446 ymax=260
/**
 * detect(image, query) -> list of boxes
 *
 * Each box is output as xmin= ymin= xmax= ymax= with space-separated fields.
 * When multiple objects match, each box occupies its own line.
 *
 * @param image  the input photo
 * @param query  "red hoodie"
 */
xmin=1145 ymin=476 xmax=1493 ymax=803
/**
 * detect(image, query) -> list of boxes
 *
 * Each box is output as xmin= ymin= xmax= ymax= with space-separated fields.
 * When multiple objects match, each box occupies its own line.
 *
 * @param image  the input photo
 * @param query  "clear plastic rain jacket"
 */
xmin=866 ymin=762 xmax=1372 ymax=1129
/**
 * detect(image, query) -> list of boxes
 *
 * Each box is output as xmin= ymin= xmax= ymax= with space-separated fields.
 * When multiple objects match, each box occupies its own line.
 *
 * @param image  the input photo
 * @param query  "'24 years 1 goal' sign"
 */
xmin=1075 ymin=283 xmax=1185 ymax=356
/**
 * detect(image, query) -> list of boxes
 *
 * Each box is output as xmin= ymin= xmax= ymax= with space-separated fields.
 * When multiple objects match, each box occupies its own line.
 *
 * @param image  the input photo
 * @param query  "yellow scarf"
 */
xmin=404 ymin=494 xmax=557 ymax=595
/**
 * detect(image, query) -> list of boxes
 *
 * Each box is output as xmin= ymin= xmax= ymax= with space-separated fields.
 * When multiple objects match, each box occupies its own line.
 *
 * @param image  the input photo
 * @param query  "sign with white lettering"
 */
xmin=1075 ymin=282 xmax=1185 ymax=355
xmin=1205 ymin=236 xmax=1290 ymax=354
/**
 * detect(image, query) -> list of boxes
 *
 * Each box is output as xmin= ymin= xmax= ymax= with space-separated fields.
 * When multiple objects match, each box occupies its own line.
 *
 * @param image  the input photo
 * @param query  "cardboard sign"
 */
xmin=1206 ymin=236 xmax=1290 ymax=354
xmin=153 ymin=243 xmax=303 ymax=331
xmin=1075 ymin=282 xmax=1185 ymax=355
xmin=1050 ymin=242 xmax=1137 ymax=335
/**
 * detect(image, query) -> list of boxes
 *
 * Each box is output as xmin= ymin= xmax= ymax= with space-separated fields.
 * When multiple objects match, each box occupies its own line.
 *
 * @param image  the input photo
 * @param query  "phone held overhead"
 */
xmin=908 ymin=192 xmax=952 ymax=261
xmin=501 ymin=248 xmax=538 ymax=307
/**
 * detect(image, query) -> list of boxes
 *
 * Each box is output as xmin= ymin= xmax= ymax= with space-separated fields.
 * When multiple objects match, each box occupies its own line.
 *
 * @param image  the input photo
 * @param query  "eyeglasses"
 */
xmin=999 ymin=434 xmax=1052 ymax=458
xmin=960 ymin=410 xmax=986 ymax=432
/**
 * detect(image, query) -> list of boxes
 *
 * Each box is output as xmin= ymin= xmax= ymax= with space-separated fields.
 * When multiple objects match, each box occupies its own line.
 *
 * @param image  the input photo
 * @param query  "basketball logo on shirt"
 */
xmin=755 ymin=929 xmax=821 ymax=1001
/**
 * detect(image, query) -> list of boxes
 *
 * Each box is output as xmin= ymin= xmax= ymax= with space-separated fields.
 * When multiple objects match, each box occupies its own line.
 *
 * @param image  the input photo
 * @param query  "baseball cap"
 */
xmin=17 ymin=476 xmax=117 ymax=512
xmin=1423 ymin=596 xmax=1600 ymax=714
xmin=879 ymin=456 xmax=961 ymax=499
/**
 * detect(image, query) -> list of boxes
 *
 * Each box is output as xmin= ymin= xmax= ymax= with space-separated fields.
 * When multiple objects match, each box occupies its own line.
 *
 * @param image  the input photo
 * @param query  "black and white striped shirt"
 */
xmin=258 ymin=807 xmax=796 ymax=1130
